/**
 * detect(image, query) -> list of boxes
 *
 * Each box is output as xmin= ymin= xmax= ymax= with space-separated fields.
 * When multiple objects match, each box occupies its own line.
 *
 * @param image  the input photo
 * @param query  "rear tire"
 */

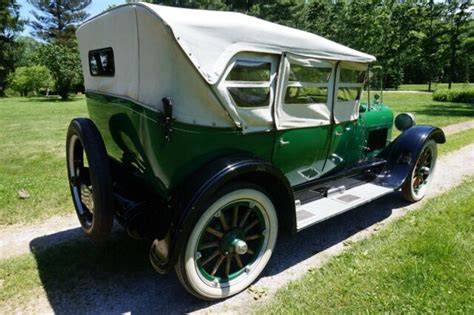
xmin=175 ymin=182 xmax=278 ymax=300
xmin=402 ymin=140 xmax=437 ymax=202
xmin=66 ymin=118 xmax=114 ymax=240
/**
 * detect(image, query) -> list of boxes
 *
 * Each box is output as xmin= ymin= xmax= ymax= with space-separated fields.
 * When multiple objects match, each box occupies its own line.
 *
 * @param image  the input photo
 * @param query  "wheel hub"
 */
xmin=233 ymin=239 xmax=248 ymax=255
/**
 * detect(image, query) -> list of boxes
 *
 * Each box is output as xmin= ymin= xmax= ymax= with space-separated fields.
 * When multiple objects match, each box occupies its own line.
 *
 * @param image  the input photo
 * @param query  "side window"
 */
xmin=337 ymin=68 xmax=366 ymax=102
xmin=285 ymin=64 xmax=333 ymax=105
xmin=89 ymin=48 xmax=115 ymax=77
xmin=224 ymin=60 xmax=272 ymax=108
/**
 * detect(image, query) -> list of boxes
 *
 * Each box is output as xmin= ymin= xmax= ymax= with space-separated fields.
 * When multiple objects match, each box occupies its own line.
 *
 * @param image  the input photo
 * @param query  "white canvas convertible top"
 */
xmin=77 ymin=3 xmax=375 ymax=131
xmin=140 ymin=3 xmax=375 ymax=84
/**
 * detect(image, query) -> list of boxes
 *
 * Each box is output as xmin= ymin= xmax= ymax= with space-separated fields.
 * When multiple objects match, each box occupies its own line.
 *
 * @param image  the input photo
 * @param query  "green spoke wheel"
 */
xmin=402 ymin=139 xmax=437 ymax=202
xmin=175 ymin=183 xmax=278 ymax=300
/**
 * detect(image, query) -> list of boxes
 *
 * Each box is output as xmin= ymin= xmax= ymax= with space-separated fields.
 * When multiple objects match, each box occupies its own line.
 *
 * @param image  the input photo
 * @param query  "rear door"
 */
xmin=272 ymin=53 xmax=336 ymax=186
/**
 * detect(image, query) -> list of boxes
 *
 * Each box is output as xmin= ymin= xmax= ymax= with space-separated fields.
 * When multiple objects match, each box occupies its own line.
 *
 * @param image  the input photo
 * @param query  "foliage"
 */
xmin=433 ymin=87 xmax=474 ymax=103
xmin=0 ymin=0 xmax=25 ymax=96
xmin=27 ymin=0 xmax=91 ymax=45
xmin=15 ymin=36 xmax=42 ymax=67
xmin=8 ymin=65 xmax=54 ymax=96
xmin=35 ymin=43 xmax=82 ymax=100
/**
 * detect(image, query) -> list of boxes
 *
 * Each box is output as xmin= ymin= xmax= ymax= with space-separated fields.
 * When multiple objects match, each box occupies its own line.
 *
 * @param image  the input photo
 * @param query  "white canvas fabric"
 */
xmin=140 ymin=3 xmax=376 ymax=84
xmin=275 ymin=53 xmax=336 ymax=130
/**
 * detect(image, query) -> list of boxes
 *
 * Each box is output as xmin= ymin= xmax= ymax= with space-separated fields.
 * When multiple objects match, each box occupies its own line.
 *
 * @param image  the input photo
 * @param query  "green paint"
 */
xmin=86 ymin=92 xmax=274 ymax=198
xmin=85 ymin=93 xmax=393 ymax=196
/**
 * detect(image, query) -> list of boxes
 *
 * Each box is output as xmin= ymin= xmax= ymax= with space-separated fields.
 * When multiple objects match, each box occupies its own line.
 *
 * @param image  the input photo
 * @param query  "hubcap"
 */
xmin=196 ymin=201 xmax=266 ymax=283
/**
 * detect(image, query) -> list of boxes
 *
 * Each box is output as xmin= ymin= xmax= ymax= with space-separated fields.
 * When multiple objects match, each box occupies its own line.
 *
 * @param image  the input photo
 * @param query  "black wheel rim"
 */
xmin=68 ymin=135 xmax=94 ymax=228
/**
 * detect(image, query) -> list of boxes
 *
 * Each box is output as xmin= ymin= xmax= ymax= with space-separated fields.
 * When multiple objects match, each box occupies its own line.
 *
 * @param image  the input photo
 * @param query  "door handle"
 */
xmin=279 ymin=138 xmax=290 ymax=146
xmin=335 ymin=131 xmax=343 ymax=136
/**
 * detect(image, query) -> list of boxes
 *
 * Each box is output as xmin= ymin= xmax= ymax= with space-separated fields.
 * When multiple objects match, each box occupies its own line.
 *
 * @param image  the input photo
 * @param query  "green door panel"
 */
xmin=322 ymin=121 xmax=358 ymax=174
xmin=85 ymin=93 xmax=275 ymax=198
xmin=272 ymin=126 xmax=332 ymax=186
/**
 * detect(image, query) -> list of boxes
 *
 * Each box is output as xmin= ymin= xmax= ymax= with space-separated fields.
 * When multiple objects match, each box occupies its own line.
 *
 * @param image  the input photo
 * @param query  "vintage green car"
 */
xmin=69 ymin=3 xmax=445 ymax=300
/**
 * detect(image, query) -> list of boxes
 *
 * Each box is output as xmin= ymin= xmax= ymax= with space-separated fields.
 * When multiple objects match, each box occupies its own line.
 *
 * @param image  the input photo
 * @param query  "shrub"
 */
xmin=433 ymin=87 xmax=474 ymax=103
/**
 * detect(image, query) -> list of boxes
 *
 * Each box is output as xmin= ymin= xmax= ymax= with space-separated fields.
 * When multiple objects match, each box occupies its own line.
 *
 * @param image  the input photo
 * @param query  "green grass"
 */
xmin=439 ymin=128 xmax=474 ymax=156
xmin=0 ymin=96 xmax=87 ymax=224
xmin=260 ymin=177 xmax=474 ymax=314
xmin=384 ymin=83 xmax=473 ymax=91
xmin=381 ymin=91 xmax=474 ymax=129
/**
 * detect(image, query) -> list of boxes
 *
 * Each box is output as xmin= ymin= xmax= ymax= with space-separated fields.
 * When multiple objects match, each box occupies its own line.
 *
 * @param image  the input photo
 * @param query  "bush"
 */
xmin=433 ymin=87 xmax=474 ymax=103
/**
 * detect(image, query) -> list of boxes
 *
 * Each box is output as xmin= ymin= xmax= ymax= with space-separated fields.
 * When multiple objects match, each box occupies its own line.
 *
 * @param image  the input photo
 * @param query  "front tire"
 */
xmin=66 ymin=118 xmax=114 ymax=240
xmin=175 ymin=183 xmax=278 ymax=300
xmin=402 ymin=139 xmax=437 ymax=202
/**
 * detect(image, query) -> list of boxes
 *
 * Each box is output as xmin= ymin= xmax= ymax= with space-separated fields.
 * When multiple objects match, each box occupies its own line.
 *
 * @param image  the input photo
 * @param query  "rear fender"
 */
xmin=375 ymin=125 xmax=445 ymax=189
xmin=152 ymin=154 xmax=295 ymax=273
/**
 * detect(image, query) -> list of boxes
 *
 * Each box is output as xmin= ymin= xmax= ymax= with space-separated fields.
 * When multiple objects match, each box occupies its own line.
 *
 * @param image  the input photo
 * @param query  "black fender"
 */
xmin=152 ymin=153 xmax=295 ymax=273
xmin=375 ymin=125 xmax=445 ymax=189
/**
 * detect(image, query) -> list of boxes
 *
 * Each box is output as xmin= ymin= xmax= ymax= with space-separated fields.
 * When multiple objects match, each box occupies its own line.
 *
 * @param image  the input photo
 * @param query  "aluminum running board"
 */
xmin=296 ymin=183 xmax=394 ymax=231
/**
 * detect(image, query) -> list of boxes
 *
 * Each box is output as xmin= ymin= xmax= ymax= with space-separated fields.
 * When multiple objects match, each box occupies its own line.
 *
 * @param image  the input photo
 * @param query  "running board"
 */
xmin=296 ymin=183 xmax=394 ymax=231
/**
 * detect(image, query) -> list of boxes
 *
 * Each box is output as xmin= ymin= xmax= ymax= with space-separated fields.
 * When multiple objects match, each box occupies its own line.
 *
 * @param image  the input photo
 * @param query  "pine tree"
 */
xmin=27 ymin=0 xmax=91 ymax=45
xmin=0 ymin=0 xmax=25 ymax=96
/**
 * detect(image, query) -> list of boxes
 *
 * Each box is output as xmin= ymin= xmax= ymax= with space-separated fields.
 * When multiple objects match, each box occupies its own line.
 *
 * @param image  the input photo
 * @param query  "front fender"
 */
xmin=375 ymin=125 xmax=445 ymax=189
xmin=152 ymin=154 xmax=294 ymax=273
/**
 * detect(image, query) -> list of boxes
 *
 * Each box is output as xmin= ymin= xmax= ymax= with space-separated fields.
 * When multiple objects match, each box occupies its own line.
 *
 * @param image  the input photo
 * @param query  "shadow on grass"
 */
xmin=410 ymin=103 xmax=474 ymax=117
xmin=30 ymin=192 xmax=410 ymax=314
xmin=19 ymin=95 xmax=84 ymax=103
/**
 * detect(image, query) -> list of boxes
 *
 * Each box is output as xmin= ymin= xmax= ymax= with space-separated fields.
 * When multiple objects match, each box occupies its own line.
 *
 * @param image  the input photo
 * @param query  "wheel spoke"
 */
xmin=245 ymin=234 xmax=261 ymax=241
xmin=232 ymin=206 xmax=238 ymax=227
xmin=206 ymin=227 xmax=223 ymax=238
xmin=198 ymin=241 xmax=219 ymax=250
xmin=247 ymin=248 xmax=255 ymax=255
xmin=243 ymin=219 xmax=260 ymax=233
xmin=239 ymin=208 xmax=252 ymax=228
xmin=211 ymin=255 xmax=226 ymax=276
xmin=219 ymin=212 xmax=229 ymax=231
xmin=234 ymin=254 xmax=244 ymax=269
xmin=201 ymin=250 xmax=220 ymax=266
xmin=225 ymin=256 xmax=232 ymax=277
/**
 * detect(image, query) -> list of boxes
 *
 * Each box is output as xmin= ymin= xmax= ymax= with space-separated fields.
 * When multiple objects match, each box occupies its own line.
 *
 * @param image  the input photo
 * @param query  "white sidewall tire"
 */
xmin=408 ymin=140 xmax=437 ymax=201
xmin=182 ymin=188 xmax=278 ymax=300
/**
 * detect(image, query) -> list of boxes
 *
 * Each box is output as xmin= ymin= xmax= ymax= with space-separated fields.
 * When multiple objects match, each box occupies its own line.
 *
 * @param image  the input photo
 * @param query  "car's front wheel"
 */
xmin=402 ymin=139 xmax=438 ymax=202
xmin=175 ymin=183 xmax=278 ymax=300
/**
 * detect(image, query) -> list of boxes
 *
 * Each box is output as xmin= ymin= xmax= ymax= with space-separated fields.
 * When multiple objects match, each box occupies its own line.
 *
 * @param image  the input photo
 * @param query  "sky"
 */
xmin=18 ymin=0 xmax=127 ymax=37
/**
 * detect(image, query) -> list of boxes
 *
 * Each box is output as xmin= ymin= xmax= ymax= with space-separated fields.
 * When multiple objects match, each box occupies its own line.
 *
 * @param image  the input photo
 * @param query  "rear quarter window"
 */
xmin=89 ymin=48 xmax=115 ymax=77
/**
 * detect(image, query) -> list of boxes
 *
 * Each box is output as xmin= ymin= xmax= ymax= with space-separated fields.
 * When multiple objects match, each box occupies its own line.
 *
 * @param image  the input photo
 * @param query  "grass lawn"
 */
xmin=371 ymin=92 xmax=474 ymax=128
xmin=0 ymin=96 xmax=87 ymax=224
xmin=0 ymin=94 xmax=473 ymax=225
xmin=385 ymin=83 xmax=473 ymax=91
xmin=260 ymin=177 xmax=474 ymax=314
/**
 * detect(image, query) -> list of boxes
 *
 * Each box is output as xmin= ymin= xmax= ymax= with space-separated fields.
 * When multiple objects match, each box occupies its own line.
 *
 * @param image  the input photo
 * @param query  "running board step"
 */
xmin=296 ymin=183 xmax=394 ymax=231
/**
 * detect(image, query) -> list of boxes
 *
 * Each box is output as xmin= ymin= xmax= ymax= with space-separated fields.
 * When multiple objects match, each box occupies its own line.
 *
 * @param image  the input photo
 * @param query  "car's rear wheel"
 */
xmin=66 ymin=118 xmax=114 ymax=240
xmin=402 ymin=139 xmax=437 ymax=202
xmin=175 ymin=183 xmax=278 ymax=300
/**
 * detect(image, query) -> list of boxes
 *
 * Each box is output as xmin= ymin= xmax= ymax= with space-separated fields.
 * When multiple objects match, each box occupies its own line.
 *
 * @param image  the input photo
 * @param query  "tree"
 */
xmin=27 ymin=0 xmax=91 ymax=45
xmin=15 ymin=36 xmax=42 ymax=67
xmin=0 ymin=0 xmax=25 ymax=96
xmin=36 ymin=43 xmax=82 ymax=99
xmin=8 ymin=65 xmax=54 ymax=96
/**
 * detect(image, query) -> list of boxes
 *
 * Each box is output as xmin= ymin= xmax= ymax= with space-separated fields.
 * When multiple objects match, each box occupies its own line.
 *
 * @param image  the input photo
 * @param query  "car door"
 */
xmin=271 ymin=53 xmax=336 ymax=186
xmin=322 ymin=62 xmax=368 ymax=174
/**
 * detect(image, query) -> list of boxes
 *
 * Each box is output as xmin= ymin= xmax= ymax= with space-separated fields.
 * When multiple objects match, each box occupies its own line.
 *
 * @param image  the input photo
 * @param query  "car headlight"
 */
xmin=395 ymin=113 xmax=416 ymax=131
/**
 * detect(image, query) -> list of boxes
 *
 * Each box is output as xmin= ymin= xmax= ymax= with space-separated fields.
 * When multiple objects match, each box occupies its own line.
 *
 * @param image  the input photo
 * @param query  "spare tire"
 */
xmin=66 ymin=118 xmax=114 ymax=240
